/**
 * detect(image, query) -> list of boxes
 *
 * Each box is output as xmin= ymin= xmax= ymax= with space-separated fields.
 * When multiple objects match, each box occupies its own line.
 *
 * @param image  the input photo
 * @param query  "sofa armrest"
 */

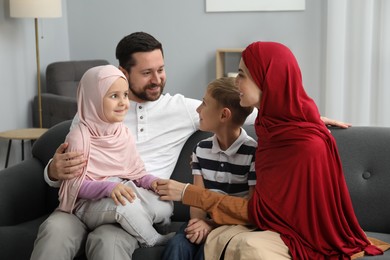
xmin=32 ymin=93 xmax=77 ymax=128
xmin=0 ymin=159 xmax=47 ymax=226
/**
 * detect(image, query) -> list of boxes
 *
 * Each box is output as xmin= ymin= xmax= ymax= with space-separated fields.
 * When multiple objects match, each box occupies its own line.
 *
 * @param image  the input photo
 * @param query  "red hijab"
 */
xmin=244 ymin=42 xmax=382 ymax=259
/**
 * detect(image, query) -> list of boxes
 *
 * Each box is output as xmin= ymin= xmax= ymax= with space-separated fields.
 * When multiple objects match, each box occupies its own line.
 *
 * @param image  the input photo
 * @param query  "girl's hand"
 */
xmin=151 ymin=180 xmax=159 ymax=192
xmin=110 ymin=183 xmax=136 ymax=206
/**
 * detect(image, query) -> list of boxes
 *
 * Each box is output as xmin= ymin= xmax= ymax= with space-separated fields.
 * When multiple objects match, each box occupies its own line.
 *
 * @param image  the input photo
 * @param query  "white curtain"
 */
xmin=323 ymin=0 xmax=390 ymax=126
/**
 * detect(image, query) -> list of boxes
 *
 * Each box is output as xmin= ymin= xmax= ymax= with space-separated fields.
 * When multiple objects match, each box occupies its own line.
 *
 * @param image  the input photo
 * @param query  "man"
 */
xmin=31 ymin=31 xmax=204 ymax=260
xmin=31 ymin=32 xmax=349 ymax=260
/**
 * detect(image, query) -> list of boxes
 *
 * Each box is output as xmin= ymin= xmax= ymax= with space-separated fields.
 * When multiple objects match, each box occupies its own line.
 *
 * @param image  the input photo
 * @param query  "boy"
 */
xmin=161 ymin=77 xmax=257 ymax=260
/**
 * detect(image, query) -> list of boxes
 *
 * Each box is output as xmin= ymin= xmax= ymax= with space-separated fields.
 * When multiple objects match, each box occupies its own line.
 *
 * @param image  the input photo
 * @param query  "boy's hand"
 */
xmin=110 ymin=183 xmax=136 ymax=206
xmin=185 ymin=218 xmax=213 ymax=244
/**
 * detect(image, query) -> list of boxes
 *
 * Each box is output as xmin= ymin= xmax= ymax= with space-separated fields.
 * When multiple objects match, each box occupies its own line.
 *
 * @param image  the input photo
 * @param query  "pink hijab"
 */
xmin=58 ymin=65 xmax=147 ymax=213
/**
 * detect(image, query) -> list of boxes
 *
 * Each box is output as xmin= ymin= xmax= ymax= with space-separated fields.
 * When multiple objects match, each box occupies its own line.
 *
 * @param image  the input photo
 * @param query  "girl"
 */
xmin=58 ymin=65 xmax=173 ymax=247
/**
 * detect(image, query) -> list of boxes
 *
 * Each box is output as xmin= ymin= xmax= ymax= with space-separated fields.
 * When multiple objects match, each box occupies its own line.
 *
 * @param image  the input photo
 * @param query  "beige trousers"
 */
xmin=205 ymin=225 xmax=291 ymax=260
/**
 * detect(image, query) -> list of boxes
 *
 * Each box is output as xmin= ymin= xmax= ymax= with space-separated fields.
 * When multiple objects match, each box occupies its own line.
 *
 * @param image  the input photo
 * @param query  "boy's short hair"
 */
xmin=207 ymin=77 xmax=254 ymax=126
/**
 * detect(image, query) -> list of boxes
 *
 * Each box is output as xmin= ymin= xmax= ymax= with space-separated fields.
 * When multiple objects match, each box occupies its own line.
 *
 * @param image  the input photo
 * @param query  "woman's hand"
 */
xmin=156 ymin=179 xmax=187 ymax=201
xmin=185 ymin=218 xmax=213 ymax=244
xmin=110 ymin=183 xmax=136 ymax=206
xmin=48 ymin=143 xmax=86 ymax=181
xmin=320 ymin=116 xmax=352 ymax=129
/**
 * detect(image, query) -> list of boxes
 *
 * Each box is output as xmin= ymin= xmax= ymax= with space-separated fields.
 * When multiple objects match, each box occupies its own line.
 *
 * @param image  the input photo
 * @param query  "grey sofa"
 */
xmin=0 ymin=120 xmax=389 ymax=259
xmin=32 ymin=60 xmax=109 ymax=128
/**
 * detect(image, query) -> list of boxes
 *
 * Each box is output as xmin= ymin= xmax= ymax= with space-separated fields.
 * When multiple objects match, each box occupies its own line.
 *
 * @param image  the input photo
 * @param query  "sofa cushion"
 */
xmin=0 ymin=215 xmax=49 ymax=260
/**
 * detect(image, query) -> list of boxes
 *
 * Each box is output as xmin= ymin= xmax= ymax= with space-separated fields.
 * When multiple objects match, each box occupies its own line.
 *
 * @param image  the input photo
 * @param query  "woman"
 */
xmin=157 ymin=42 xmax=388 ymax=259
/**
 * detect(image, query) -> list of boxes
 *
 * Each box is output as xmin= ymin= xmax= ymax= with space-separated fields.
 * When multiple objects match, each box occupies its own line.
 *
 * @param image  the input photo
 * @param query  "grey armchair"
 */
xmin=32 ymin=59 xmax=109 ymax=128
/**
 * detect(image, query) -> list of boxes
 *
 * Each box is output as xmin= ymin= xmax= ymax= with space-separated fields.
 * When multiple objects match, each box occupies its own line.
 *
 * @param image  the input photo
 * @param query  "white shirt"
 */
xmin=125 ymin=93 xmax=200 ymax=179
xmin=44 ymin=93 xmax=257 ymax=186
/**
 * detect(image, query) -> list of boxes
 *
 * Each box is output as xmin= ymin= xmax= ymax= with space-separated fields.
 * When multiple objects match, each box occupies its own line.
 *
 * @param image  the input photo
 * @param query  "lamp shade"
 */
xmin=10 ymin=0 xmax=62 ymax=18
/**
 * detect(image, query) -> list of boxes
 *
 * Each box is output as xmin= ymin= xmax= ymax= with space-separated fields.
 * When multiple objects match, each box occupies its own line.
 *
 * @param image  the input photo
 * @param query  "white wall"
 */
xmin=0 ymin=0 xmax=324 ymax=168
xmin=65 ymin=0 xmax=325 ymax=104
xmin=0 ymin=0 xmax=69 ymax=167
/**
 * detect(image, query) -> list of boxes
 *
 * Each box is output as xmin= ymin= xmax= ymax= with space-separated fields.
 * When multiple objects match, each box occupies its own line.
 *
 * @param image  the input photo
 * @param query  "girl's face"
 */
xmin=103 ymin=77 xmax=130 ymax=123
xmin=235 ymin=58 xmax=262 ymax=109
xmin=196 ymin=89 xmax=223 ymax=132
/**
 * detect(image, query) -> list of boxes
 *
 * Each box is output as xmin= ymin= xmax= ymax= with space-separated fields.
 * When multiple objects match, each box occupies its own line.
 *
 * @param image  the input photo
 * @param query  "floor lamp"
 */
xmin=10 ymin=0 xmax=62 ymax=128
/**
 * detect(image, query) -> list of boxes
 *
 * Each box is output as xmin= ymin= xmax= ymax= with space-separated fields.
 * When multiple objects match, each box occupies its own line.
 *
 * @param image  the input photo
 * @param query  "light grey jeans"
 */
xmin=31 ymin=181 xmax=173 ymax=260
xmin=74 ymin=180 xmax=173 ymax=247
xmin=30 ymin=211 xmax=140 ymax=260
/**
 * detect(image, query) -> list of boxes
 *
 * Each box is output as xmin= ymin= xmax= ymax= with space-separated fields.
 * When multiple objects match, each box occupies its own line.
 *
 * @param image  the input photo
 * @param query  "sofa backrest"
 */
xmin=170 ymin=125 xmax=390 ymax=233
xmin=32 ymin=120 xmax=72 ymax=211
xmin=169 ymin=130 xmax=212 ymax=221
xmin=31 ymin=122 xmax=390 ymax=233
xmin=32 ymin=120 xmax=71 ymax=166
xmin=330 ymin=127 xmax=390 ymax=233
xmin=45 ymin=59 xmax=109 ymax=98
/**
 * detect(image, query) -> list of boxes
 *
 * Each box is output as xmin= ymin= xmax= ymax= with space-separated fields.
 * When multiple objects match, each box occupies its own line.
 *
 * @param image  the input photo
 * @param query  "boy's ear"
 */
xmin=221 ymin=108 xmax=232 ymax=121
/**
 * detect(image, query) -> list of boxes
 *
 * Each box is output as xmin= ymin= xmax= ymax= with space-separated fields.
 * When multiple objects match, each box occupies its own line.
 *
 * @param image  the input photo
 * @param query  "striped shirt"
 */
xmin=192 ymin=128 xmax=257 ymax=198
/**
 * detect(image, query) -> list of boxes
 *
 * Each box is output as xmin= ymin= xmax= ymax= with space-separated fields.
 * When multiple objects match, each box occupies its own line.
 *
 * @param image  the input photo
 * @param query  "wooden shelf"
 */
xmin=216 ymin=48 xmax=244 ymax=78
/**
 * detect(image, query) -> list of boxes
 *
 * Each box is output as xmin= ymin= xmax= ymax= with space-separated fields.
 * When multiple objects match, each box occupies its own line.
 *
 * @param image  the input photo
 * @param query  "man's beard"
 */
xmin=129 ymin=81 xmax=165 ymax=102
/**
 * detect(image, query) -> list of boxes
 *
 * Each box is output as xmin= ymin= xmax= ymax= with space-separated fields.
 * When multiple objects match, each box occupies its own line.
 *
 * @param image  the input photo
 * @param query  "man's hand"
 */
xmin=320 ymin=116 xmax=352 ymax=129
xmin=185 ymin=218 xmax=213 ymax=244
xmin=156 ymin=179 xmax=187 ymax=201
xmin=48 ymin=143 xmax=86 ymax=181
xmin=110 ymin=183 xmax=136 ymax=206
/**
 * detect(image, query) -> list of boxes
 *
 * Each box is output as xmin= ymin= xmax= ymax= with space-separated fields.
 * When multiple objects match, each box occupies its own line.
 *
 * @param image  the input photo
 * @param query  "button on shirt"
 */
xmin=124 ymin=93 xmax=200 ymax=179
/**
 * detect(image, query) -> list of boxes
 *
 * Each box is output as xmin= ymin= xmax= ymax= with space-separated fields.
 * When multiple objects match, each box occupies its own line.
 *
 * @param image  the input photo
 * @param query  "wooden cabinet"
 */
xmin=215 ymin=48 xmax=244 ymax=78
